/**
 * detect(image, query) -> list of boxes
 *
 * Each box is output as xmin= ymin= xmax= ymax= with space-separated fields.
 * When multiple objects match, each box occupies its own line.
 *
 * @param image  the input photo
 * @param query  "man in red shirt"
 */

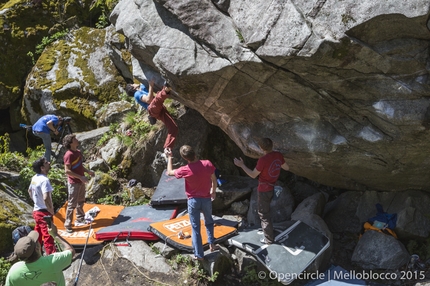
xmin=62 ymin=134 xmax=95 ymax=233
xmin=233 ymin=138 xmax=289 ymax=244
xmin=166 ymin=145 xmax=218 ymax=260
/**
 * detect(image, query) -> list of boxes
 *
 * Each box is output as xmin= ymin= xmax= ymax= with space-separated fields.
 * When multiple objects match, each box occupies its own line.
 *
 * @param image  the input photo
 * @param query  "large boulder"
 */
xmin=21 ymin=26 xmax=131 ymax=132
xmin=246 ymin=182 xmax=294 ymax=227
xmin=212 ymin=175 xmax=256 ymax=212
xmin=291 ymin=194 xmax=333 ymax=275
xmin=110 ymin=0 xmax=430 ymax=192
xmin=0 ymin=0 xmax=118 ymax=128
xmin=352 ymin=230 xmax=410 ymax=270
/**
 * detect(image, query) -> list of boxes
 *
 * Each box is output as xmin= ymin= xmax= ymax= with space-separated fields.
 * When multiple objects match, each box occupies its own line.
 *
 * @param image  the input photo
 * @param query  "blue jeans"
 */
xmin=33 ymin=131 xmax=52 ymax=162
xmin=188 ymin=197 xmax=215 ymax=259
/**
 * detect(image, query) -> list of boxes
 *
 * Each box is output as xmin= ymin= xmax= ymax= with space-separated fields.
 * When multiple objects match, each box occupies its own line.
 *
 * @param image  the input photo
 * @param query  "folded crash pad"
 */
xmin=150 ymin=169 xmax=187 ymax=206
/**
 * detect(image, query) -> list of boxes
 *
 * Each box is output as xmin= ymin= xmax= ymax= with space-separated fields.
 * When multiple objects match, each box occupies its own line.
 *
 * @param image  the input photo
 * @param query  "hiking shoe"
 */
xmin=148 ymin=115 xmax=157 ymax=125
xmin=65 ymin=227 xmax=73 ymax=233
xmin=74 ymin=220 xmax=86 ymax=227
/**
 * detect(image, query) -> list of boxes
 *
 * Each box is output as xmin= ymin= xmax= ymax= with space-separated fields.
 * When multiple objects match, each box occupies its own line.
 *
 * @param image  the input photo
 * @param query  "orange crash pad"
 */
xmin=148 ymin=214 xmax=237 ymax=252
xmin=53 ymin=202 xmax=124 ymax=247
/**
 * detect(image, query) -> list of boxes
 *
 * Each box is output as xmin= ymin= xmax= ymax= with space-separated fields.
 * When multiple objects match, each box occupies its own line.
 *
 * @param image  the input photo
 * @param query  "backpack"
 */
xmin=12 ymin=226 xmax=33 ymax=245
xmin=362 ymin=221 xmax=397 ymax=238
xmin=361 ymin=203 xmax=398 ymax=239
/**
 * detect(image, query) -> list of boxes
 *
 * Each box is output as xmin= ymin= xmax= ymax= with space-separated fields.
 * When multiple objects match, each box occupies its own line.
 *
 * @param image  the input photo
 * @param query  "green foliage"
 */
xmin=241 ymin=264 xmax=278 ymax=285
xmin=170 ymin=253 xmax=219 ymax=283
xmin=97 ymin=122 xmax=119 ymax=147
xmin=164 ymin=99 xmax=178 ymax=118
xmin=0 ymin=257 xmax=12 ymax=285
xmin=35 ymin=30 xmax=69 ymax=56
xmin=27 ymin=51 xmax=35 ymax=65
xmin=131 ymin=120 xmax=151 ymax=137
xmin=0 ymin=133 xmax=27 ymax=172
xmin=117 ymin=111 xmax=152 ymax=146
xmin=97 ymin=132 xmax=112 ymax=147
xmin=97 ymin=194 xmax=117 ymax=205
xmin=14 ymin=146 xmax=67 ymax=210
xmin=109 ymin=122 xmax=120 ymax=133
xmin=173 ymin=253 xmax=190 ymax=264
xmin=199 ymin=268 xmax=218 ymax=283
xmin=116 ymin=134 xmax=134 ymax=147
xmin=95 ymin=7 xmax=110 ymax=29
xmin=124 ymin=111 xmax=137 ymax=126
xmin=148 ymin=242 xmax=161 ymax=255
xmin=0 ymin=142 xmax=52 ymax=204
xmin=97 ymin=111 xmax=154 ymax=150
xmin=236 ymin=29 xmax=244 ymax=43
xmin=119 ymin=91 xmax=132 ymax=103
xmin=97 ymin=189 xmax=147 ymax=207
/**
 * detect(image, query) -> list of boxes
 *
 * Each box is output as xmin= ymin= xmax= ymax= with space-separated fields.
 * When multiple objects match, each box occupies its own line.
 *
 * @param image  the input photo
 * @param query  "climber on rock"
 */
xmin=126 ymin=80 xmax=178 ymax=156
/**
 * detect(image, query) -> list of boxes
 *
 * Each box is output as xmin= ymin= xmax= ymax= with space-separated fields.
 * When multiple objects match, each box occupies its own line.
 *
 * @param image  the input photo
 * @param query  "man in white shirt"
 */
xmin=28 ymin=157 xmax=56 ymax=254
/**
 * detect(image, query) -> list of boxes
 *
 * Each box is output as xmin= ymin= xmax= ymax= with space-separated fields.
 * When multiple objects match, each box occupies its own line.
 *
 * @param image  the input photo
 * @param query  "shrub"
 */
xmin=0 ymin=134 xmax=27 ymax=172
xmin=0 ymin=257 xmax=12 ymax=285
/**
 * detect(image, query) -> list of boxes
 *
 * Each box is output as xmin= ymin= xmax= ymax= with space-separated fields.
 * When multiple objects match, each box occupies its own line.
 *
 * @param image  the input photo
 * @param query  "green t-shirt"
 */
xmin=5 ymin=250 xmax=72 ymax=286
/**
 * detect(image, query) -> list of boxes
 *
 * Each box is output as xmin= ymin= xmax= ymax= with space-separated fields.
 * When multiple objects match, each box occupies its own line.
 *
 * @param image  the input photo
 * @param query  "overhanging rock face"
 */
xmin=110 ymin=0 xmax=430 ymax=191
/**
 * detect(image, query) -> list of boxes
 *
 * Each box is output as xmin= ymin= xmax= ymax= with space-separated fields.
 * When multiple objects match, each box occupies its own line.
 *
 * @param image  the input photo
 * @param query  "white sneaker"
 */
xmin=74 ymin=220 xmax=86 ymax=227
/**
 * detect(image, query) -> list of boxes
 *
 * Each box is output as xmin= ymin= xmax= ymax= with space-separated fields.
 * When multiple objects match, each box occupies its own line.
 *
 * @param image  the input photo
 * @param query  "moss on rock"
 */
xmin=0 ymin=197 xmax=33 ymax=254
xmin=87 ymin=172 xmax=119 ymax=201
xmin=1 ymin=0 xmax=120 ymax=112
xmin=22 ymin=26 xmax=129 ymax=130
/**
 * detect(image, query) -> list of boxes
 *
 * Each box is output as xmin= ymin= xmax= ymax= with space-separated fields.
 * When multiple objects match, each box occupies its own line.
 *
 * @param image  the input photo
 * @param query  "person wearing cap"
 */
xmin=5 ymin=224 xmax=75 ymax=286
xmin=32 ymin=114 xmax=63 ymax=162
xmin=28 ymin=157 xmax=56 ymax=255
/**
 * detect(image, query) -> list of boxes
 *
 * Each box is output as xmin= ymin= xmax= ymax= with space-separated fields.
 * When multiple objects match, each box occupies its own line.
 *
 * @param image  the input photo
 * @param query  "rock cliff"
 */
xmin=110 ymin=0 xmax=430 ymax=191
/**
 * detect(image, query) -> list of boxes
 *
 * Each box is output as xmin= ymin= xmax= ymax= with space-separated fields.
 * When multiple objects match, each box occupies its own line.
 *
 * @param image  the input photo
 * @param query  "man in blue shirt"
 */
xmin=32 ymin=115 xmax=63 ymax=162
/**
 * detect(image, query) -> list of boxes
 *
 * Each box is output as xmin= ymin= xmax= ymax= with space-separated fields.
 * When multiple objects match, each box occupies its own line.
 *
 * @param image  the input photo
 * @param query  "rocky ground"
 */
xmin=63 ymin=227 xmax=429 ymax=286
